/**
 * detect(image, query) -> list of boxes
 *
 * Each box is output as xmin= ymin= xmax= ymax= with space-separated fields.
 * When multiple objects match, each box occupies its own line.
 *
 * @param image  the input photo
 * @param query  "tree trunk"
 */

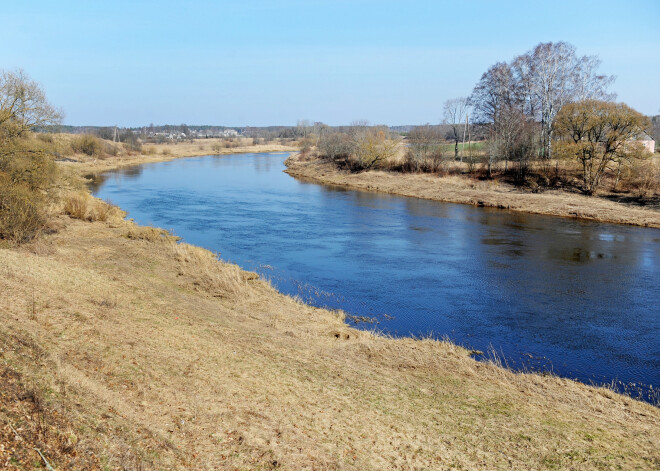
xmin=613 ymin=160 xmax=622 ymax=190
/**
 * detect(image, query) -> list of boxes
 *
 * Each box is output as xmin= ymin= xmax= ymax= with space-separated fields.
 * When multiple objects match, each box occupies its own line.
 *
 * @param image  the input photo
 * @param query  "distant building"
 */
xmin=636 ymin=130 xmax=656 ymax=153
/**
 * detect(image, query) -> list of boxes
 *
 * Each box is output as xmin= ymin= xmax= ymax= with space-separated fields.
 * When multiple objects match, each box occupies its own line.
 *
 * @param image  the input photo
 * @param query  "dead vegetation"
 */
xmin=54 ymin=135 xmax=299 ymax=174
xmin=1 ymin=127 xmax=658 ymax=468
xmin=0 ymin=211 xmax=658 ymax=470
xmin=172 ymin=242 xmax=250 ymax=299
xmin=285 ymin=154 xmax=660 ymax=228
xmin=63 ymin=192 xmax=121 ymax=223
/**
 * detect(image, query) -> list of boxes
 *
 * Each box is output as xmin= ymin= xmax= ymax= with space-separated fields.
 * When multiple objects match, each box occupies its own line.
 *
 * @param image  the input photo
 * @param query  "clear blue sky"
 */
xmin=2 ymin=0 xmax=658 ymax=126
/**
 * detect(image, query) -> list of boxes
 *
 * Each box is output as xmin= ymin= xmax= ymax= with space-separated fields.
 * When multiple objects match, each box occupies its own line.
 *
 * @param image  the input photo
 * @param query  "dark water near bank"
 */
xmin=91 ymin=153 xmax=660 ymax=402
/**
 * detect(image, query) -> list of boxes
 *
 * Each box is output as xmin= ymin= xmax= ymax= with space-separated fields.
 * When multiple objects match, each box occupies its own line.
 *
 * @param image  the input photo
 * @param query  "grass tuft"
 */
xmin=172 ymin=242 xmax=249 ymax=298
xmin=124 ymin=225 xmax=180 ymax=242
xmin=63 ymin=193 xmax=89 ymax=220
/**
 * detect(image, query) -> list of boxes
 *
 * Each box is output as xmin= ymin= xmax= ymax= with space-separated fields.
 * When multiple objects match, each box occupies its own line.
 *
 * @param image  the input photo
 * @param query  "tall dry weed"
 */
xmin=124 ymin=225 xmax=179 ymax=242
xmin=63 ymin=193 xmax=89 ymax=220
xmin=625 ymin=159 xmax=660 ymax=198
xmin=172 ymin=243 xmax=248 ymax=299
xmin=64 ymin=193 xmax=121 ymax=222
xmin=142 ymin=146 xmax=157 ymax=155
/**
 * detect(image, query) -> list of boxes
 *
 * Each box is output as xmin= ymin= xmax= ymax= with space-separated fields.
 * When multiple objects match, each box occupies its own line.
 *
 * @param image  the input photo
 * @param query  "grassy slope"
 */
xmin=1 ymin=209 xmax=659 ymax=470
xmin=284 ymin=155 xmax=660 ymax=228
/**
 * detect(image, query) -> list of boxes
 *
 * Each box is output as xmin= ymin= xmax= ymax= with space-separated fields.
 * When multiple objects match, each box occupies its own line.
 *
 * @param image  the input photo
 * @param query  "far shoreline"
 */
xmin=284 ymin=154 xmax=660 ymax=229
xmin=65 ymin=144 xmax=660 ymax=229
xmin=59 ymin=141 xmax=299 ymax=175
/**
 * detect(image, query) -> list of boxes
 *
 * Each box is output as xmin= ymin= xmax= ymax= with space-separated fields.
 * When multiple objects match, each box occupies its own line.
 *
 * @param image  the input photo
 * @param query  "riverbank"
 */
xmin=1 ymin=191 xmax=659 ymax=469
xmin=59 ymin=140 xmax=298 ymax=174
xmin=285 ymin=155 xmax=660 ymax=228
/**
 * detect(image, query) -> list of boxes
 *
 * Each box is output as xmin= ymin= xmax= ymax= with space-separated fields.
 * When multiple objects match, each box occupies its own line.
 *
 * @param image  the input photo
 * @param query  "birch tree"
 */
xmin=442 ymin=97 xmax=469 ymax=161
xmin=517 ymin=42 xmax=615 ymax=161
xmin=470 ymin=63 xmax=524 ymax=176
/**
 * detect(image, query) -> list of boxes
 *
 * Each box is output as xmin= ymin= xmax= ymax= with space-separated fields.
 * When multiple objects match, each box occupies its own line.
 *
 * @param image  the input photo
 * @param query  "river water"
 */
xmin=90 ymin=152 xmax=660 ymax=402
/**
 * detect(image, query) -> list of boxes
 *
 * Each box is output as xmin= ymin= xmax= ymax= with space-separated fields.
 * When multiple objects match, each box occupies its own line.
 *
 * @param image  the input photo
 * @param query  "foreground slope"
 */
xmin=1 ymin=215 xmax=658 ymax=470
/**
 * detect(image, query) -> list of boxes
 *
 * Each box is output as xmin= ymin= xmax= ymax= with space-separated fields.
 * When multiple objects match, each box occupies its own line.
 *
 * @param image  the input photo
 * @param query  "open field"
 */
xmin=1 ymin=192 xmax=659 ymax=469
xmin=438 ymin=141 xmax=486 ymax=154
xmin=285 ymin=154 xmax=660 ymax=228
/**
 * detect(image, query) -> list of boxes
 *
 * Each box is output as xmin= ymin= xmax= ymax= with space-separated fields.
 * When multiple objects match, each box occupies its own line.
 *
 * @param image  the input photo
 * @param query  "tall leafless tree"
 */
xmin=515 ymin=42 xmax=615 ymax=161
xmin=407 ymin=124 xmax=442 ymax=170
xmin=0 ymin=69 xmax=62 ymax=140
xmin=470 ymin=42 xmax=615 ymax=168
xmin=442 ymin=97 xmax=469 ymax=161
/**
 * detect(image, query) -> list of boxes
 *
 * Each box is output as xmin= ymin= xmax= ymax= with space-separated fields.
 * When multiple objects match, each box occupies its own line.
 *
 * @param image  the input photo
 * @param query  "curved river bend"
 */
xmin=91 ymin=153 xmax=660 ymax=402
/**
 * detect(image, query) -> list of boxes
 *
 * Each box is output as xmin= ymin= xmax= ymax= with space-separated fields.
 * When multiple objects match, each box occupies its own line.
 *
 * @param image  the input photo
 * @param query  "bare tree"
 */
xmin=313 ymin=121 xmax=329 ymax=148
xmin=518 ymin=42 xmax=615 ymax=161
xmin=407 ymin=124 xmax=442 ymax=171
xmin=0 ymin=69 xmax=62 ymax=140
xmin=470 ymin=42 xmax=615 ymax=169
xmin=470 ymin=62 xmax=521 ymax=126
xmin=443 ymin=98 xmax=469 ymax=161
xmin=296 ymin=119 xmax=311 ymax=138
xmin=470 ymin=62 xmax=524 ymax=176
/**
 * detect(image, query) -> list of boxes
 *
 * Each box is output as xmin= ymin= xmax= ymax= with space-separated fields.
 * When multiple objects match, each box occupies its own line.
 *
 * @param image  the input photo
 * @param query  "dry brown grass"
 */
xmin=285 ymin=154 xmax=660 ymax=228
xmin=63 ymin=192 xmax=121 ymax=223
xmin=0 ymin=213 xmax=658 ymax=470
xmin=172 ymin=242 xmax=249 ymax=299
xmin=52 ymin=136 xmax=299 ymax=175
xmin=62 ymin=192 xmax=88 ymax=219
xmin=123 ymin=224 xmax=178 ymax=242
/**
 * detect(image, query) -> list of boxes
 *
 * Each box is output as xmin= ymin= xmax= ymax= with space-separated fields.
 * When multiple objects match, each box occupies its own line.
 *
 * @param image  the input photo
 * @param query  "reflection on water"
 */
xmin=86 ymin=165 xmax=144 ymax=193
xmin=91 ymin=152 xmax=660 ymax=403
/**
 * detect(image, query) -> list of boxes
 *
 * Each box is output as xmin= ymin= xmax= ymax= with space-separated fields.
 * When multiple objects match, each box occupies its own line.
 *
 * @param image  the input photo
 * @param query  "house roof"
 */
xmin=637 ymin=129 xmax=655 ymax=141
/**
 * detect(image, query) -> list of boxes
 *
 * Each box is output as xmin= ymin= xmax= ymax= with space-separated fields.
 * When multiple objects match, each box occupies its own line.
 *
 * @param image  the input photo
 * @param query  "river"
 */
xmin=90 ymin=152 xmax=660 ymax=403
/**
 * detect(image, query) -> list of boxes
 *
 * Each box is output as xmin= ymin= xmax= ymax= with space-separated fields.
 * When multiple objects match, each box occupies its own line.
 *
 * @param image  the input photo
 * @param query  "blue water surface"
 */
xmin=91 ymin=153 xmax=660 ymax=402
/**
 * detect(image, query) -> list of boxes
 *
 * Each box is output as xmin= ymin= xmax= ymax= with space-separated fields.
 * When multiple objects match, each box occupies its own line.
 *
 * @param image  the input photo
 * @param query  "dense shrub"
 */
xmin=0 ymin=147 xmax=57 ymax=190
xmin=104 ymin=142 xmax=120 ymax=156
xmin=0 ymin=180 xmax=46 ymax=243
xmin=318 ymin=132 xmax=352 ymax=162
xmin=71 ymin=134 xmax=102 ymax=156
xmin=620 ymin=159 xmax=660 ymax=198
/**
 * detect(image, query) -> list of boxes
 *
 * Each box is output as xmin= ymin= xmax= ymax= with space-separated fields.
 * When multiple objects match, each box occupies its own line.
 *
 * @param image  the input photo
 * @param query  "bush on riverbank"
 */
xmin=0 ymin=180 xmax=47 ymax=243
xmin=0 ymin=134 xmax=59 ymax=243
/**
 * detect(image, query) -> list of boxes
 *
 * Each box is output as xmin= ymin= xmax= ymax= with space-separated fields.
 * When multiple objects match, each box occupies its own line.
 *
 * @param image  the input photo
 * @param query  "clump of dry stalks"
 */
xmin=63 ymin=192 xmax=121 ymax=222
xmin=172 ymin=242 xmax=253 ymax=299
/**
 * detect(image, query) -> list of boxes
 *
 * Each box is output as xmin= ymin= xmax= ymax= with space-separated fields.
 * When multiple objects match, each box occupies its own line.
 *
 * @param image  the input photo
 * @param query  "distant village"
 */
xmin=146 ymin=128 xmax=240 ymax=141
